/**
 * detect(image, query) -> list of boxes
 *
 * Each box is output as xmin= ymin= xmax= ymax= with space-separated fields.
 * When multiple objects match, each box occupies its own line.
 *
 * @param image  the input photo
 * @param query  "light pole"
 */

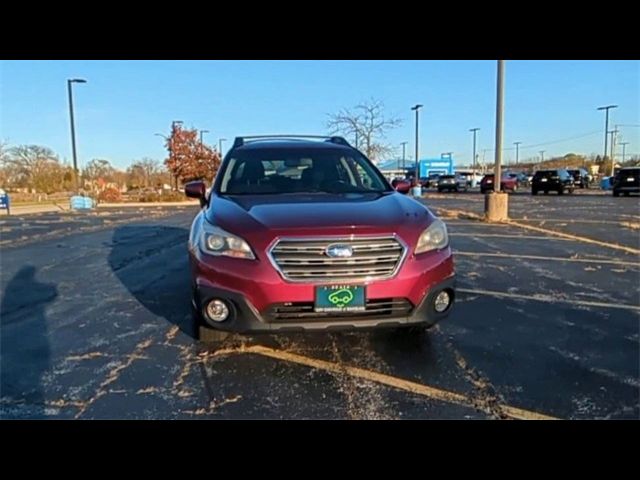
xmin=609 ymin=128 xmax=619 ymax=173
xmin=597 ymin=105 xmax=618 ymax=175
xmin=200 ymin=129 xmax=209 ymax=146
xmin=485 ymin=60 xmax=507 ymax=222
xmin=514 ymin=141 xmax=521 ymax=166
xmin=400 ymin=141 xmax=408 ymax=172
xmin=219 ymin=138 xmax=227 ymax=158
xmin=470 ymin=128 xmax=479 ymax=186
xmin=619 ymin=141 xmax=629 ymax=163
xmin=170 ymin=121 xmax=183 ymax=189
xmin=411 ymin=104 xmax=423 ymax=186
xmin=494 ymin=60 xmax=505 ymax=194
xmin=67 ymin=78 xmax=87 ymax=192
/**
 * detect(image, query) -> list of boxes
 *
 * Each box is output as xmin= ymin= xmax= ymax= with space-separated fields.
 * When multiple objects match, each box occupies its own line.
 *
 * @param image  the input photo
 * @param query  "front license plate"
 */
xmin=541 ymin=178 xmax=548 ymax=182
xmin=627 ymin=177 xmax=635 ymax=182
xmin=315 ymin=285 xmax=366 ymax=313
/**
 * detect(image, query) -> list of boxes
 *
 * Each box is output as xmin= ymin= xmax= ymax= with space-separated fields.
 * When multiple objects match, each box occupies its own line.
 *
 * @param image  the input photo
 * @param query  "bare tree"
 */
xmin=128 ymin=158 xmax=162 ymax=189
xmin=3 ymin=145 xmax=65 ymax=193
xmin=84 ymin=159 xmax=115 ymax=181
xmin=327 ymin=99 xmax=402 ymax=162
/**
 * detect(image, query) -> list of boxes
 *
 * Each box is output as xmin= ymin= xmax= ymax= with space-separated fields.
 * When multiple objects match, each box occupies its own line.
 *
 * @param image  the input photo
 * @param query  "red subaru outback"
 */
xmin=185 ymin=136 xmax=455 ymax=341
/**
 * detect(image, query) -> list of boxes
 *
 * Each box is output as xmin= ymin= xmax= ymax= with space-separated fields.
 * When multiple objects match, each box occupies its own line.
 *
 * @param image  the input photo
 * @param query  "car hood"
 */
xmin=205 ymin=192 xmax=434 ymax=237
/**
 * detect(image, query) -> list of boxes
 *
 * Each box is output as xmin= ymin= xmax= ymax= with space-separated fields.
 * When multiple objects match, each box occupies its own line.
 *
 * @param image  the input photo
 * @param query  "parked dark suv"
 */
xmin=531 ymin=169 xmax=574 ymax=195
xmin=612 ymin=167 xmax=640 ymax=197
xmin=184 ymin=135 xmax=456 ymax=341
xmin=566 ymin=168 xmax=590 ymax=189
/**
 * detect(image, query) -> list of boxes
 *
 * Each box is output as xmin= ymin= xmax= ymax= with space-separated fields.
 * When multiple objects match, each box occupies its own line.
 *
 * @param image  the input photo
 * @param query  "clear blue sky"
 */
xmin=1 ymin=60 xmax=638 ymax=170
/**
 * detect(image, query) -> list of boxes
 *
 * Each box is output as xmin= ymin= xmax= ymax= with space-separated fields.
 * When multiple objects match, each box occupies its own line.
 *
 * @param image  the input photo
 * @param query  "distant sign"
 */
xmin=419 ymin=158 xmax=455 ymax=177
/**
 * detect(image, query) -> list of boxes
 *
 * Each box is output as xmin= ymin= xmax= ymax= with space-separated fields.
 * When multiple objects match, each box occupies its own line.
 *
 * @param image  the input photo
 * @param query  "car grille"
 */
xmin=269 ymin=236 xmax=406 ymax=282
xmin=263 ymin=298 xmax=413 ymax=323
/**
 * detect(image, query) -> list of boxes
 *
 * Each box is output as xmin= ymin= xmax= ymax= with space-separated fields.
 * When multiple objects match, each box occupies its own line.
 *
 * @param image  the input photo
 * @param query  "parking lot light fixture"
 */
xmin=470 ymin=128 xmax=480 ymax=184
xmin=494 ymin=61 xmax=505 ymax=193
xmin=67 ymin=78 xmax=87 ymax=193
xmin=400 ymin=141 xmax=408 ymax=171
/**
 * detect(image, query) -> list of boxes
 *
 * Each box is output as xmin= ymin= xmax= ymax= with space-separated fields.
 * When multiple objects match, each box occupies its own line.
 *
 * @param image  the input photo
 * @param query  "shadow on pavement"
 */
xmin=108 ymin=225 xmax=196 ymax=339
xmin=1 ymin=265 xmax=56 ymax=417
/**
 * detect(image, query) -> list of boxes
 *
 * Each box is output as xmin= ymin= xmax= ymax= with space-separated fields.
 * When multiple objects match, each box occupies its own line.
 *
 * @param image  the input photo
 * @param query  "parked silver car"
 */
xmin=437 ymin=174 xmax=468 ymax=192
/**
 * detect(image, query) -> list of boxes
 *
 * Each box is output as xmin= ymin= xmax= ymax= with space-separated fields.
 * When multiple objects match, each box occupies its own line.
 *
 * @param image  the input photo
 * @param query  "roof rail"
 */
xmin=232 ymin=135 xmax=351 ymax=148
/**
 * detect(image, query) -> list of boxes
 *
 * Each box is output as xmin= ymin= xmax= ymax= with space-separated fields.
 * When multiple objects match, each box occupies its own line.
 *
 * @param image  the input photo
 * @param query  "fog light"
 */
xmin=205 ymin=299 xmax=230 ymax=322
xmin=434 ymin=290 xmax=451 ymax=313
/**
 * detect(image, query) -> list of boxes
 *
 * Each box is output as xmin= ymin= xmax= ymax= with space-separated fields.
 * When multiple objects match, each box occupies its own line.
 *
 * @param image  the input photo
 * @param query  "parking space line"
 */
xmin=458 ymin=288 xmax=640 ymax=311
xmin=505 ymin=220 xmax=640 ymax=255
xmin=450 ymin=233 xmax=575 ymax=241
xmin=455 ymin=251 xmax=640 ymax=267
xmin=435 ymin=205 xmax=640 ymax=255
xmin=214 ymin=344 xmax=558 ymax=420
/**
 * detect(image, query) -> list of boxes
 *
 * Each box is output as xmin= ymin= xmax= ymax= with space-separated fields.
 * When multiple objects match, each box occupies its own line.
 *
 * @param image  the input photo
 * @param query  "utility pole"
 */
xmin=411 ymin=104 xmax=423 ymax=187
xmin=514 ymin=141 xmax=521 ymax=166
xmin=400 ymin=141 xmax=408 ymax=171
xmin=597 ymin=105 xmax=618 ymax=176
xmin=539 ymin=150 xmax=545 ymax=163
xmin=219 ymin=138 xmax=227 ymax=158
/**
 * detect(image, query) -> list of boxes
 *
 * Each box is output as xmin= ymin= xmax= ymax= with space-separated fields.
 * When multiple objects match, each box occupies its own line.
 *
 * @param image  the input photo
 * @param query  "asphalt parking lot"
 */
xmin=1 ymin=192 xmax=638 ymax=419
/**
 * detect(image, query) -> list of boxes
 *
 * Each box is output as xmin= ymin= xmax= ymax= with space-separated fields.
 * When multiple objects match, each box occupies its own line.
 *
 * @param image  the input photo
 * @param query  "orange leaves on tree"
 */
xmin=163 ymin=125 xmax=221 ymax=185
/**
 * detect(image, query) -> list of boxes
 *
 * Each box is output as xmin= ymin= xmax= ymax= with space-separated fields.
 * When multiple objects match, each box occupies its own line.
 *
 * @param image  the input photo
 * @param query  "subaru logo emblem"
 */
xmin=326 ymin=243 xmax=353 ymax=258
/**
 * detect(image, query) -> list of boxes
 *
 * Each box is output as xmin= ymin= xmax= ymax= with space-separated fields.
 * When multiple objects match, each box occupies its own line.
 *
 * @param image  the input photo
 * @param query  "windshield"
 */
xmin=217 ymin=147 xmax=391 ymax=195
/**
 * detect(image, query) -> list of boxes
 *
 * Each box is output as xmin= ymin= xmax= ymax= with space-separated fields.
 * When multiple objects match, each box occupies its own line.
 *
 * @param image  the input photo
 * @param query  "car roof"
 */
xmin=234 ymin=139 xmax=352 ymax=151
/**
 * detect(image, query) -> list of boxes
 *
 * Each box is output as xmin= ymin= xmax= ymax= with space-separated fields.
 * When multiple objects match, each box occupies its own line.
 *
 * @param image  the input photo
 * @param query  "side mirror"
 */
xmin=185 ymin=181 xmax=207 ymax=208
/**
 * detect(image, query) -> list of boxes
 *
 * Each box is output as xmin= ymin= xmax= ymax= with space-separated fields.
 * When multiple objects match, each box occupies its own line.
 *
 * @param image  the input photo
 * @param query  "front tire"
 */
xmin=613 ymin=190 xmax=620 ymax=197
xmin=532 ymin=189 xmax=538 ymax=195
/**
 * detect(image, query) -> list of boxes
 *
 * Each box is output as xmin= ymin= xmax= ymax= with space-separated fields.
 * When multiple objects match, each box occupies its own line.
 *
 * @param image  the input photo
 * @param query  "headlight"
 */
xmin=415 ymin=219 xmax=449 ymax=254
xmin=200 ymin=222 xmax=255 ymax=260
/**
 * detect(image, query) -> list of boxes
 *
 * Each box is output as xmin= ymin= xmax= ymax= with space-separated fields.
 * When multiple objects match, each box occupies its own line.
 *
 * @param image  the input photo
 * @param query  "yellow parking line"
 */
xmin=450 ymin=233 xmax=575 ymax=241
xmin=222 ymin=344 xmax=558 ymax=420
xmin=455 ymin=251 xmax=640 ymax=267
xmin=458 ymin=288 xmax=640 ymax=312
xmin=505 ymin=220 xmax=640 ymax=256
xmin=437 ymin=206 xmax=640 ymax=255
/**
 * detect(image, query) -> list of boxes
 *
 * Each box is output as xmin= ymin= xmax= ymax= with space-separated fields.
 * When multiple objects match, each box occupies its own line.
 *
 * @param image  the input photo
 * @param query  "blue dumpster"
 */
xmin=70 ymin=195 xmax=95 ymax=210
xmin=0 ymin=191 xmax=10 ymax=215
xmin=600 ymin=177 xmax=613 ymax=190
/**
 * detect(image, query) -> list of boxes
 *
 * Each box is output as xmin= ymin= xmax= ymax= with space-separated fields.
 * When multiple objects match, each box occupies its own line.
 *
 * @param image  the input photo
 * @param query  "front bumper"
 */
xmin=192 ymin=275 xmax=456 ymax=333
xmin=614 ymin=185 xmax=640 ymax=193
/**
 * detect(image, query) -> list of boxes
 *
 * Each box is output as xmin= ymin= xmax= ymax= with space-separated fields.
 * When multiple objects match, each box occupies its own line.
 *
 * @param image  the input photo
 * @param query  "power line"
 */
xmin=476 ymin=130 xmax=602 ymax=155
